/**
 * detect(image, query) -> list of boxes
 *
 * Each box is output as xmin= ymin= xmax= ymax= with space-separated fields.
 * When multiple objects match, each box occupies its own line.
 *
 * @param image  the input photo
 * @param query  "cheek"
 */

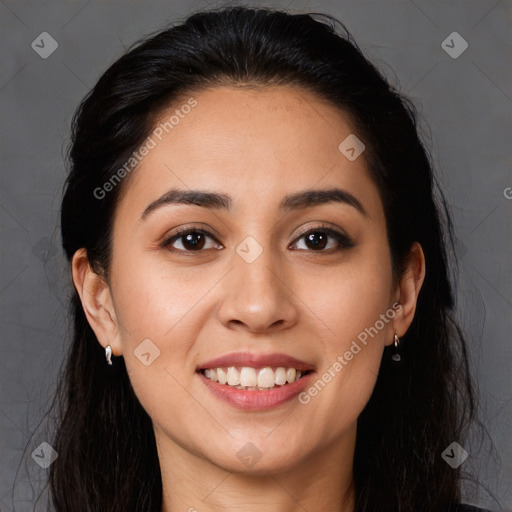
xmin=110 ymin=252 xmax=215 ymax=342
xmin=107 ymin=251 xmax=238 ymax=413
xmin=106 ymin=255 xmax=200 ymax=393
xmin=298 ymin=246 xmax=393 ymax=347
xmin=110 ymin=265 xmax=211 ymax=438
xmin=294 ymin=246 xmax=393 ymax=426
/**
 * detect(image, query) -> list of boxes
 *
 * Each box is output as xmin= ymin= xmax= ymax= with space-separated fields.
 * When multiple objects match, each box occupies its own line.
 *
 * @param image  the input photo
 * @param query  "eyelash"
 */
xmin=160 ymin=223 xmax=354 ymax=254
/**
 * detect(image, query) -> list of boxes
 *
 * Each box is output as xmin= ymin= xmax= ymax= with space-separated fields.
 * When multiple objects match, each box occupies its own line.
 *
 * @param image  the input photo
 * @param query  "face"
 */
xmin=91 ymin=85 xmax=405 ymax=474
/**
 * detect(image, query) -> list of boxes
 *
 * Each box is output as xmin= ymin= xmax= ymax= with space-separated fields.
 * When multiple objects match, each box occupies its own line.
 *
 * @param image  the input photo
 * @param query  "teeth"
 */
xmin=240 ymin=367 xmax=257 ymax=387
xmin=286 ymin=368 xmax=296 ymax=383
xmin=204 ymin=368 xmax=218 ymax=381
xmin=202 ymin=366 xmax=307 ymax=389
xmin=217 ymin=368 xmax=227 ymax=385
xmin=275 ymin=367 xmax=287 ymax=385
xmin=227 ymin=367 xmax=240 ymax=386
xmin=257 ymin=367 xmax=275 ymax=388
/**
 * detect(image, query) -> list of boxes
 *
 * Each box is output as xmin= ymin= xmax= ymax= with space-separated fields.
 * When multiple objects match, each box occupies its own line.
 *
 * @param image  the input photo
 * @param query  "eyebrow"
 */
xmin=140 ymin=187 xmax=367 ymax=221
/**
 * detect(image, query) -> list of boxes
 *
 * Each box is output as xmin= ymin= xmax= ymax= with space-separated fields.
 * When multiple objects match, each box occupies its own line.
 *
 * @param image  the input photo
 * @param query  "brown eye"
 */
xmin=304 ymin=231 xmax=328 ymax=250
xmin=291 ymin=227 xmax=355 ymax=252
xmin=162 ymin=229 xmax=222 ymax=252
xmin=180 ymin=232 xmax=206 ymax=250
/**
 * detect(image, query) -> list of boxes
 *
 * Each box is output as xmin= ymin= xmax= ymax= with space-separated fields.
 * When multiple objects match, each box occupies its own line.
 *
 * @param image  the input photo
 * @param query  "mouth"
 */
xmin=196 ymin=352 xmax=315 ymax=411
xmin=200 ymin=366 xmax=313 ymax=390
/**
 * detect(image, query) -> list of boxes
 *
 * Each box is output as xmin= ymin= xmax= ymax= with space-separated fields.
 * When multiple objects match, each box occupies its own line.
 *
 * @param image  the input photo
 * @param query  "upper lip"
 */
xmin=197 ymin=351 xmax=315 ymax=372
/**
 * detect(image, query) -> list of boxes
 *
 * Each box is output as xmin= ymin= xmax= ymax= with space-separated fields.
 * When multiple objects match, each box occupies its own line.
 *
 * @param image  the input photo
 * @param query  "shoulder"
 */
xmin=457 ymin=505 xmax=492 ymax=512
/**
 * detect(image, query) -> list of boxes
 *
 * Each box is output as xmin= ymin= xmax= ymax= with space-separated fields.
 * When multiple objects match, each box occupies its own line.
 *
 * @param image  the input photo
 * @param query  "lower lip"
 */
xmin=197 ymin=371 xmax=314 ymax=411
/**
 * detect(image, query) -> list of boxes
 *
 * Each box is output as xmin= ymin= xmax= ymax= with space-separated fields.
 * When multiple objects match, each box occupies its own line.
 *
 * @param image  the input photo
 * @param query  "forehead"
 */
xmin=116 ymin=85 xmax=382 ymax=219
xmin=149 ymin=85 xmax=357 ymax=170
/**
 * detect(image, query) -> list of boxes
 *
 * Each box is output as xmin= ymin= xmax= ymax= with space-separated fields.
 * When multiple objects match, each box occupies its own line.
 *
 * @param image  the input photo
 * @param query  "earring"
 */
xmin=391 ymin=334 xmax=401 ymax=363
xmin=105 ymin=345 xmax=113 ymax=366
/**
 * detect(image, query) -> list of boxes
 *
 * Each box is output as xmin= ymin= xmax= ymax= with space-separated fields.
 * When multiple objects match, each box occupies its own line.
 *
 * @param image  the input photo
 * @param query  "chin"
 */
xmin=205 ymin=438 xmax=308 ymax=475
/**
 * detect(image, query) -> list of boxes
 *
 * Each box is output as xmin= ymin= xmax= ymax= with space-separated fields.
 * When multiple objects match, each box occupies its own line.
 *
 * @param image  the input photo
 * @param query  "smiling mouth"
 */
xmin=200 ymin=366 xmax=312 ymax=390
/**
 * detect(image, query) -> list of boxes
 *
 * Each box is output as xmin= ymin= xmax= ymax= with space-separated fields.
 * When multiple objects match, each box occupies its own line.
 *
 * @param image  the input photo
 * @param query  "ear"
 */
xmin=387 ymin=242 xmax=426 ymax=344
xmin=71 ymin=248 xmax=123 ymax=356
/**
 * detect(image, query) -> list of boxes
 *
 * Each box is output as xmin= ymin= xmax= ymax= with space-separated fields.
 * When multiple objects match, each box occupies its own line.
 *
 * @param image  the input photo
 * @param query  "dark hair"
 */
xmin=50 ymin=5 xmax=478 ymax=511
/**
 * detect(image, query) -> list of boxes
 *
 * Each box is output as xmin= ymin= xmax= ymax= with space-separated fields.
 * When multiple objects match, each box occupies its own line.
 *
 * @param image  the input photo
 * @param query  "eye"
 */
xmin=162 ymin=227 xmax=223 ymax=252
xmin=161 ymin=224 xmax=354 ymax=254
xmin=291 ymin=225 xmax=354 ymax=252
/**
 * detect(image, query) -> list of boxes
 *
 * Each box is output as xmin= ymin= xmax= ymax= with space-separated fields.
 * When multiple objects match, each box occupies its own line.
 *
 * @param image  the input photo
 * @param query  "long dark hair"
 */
xmin=49 ymin=6 xmax=477 ymax=511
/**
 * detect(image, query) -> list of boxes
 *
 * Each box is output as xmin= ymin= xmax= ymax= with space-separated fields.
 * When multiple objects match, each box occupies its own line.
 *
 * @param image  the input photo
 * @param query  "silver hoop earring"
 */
xmin=105 ymin=345 xmax=113 ymax=366
xmin=391 ymin=334 xmax=401 ymax=363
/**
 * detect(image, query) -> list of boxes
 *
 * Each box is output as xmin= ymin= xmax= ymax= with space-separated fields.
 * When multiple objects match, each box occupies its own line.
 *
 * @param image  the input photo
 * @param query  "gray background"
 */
xmin=0 ymin=0 xmax=510 ymax=511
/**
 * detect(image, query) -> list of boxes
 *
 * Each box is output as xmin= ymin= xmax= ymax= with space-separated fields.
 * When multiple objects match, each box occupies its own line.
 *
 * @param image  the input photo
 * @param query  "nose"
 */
xmin=217 ymin=247 xmax=299 ymax=334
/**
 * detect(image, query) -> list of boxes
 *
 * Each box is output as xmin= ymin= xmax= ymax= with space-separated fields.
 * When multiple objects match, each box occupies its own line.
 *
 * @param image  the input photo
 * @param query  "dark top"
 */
xmin=459 ymin=506 xmax=492 ymax=512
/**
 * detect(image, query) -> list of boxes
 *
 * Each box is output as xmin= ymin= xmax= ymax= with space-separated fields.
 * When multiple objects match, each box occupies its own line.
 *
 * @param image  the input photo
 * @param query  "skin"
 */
xmin=72 ymin=85 xmax=425 ymax=512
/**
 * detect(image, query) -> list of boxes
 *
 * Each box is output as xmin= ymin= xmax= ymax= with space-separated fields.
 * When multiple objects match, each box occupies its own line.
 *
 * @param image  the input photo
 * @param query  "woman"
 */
xmin=49 ymin=6 xmax=492 ymax=511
